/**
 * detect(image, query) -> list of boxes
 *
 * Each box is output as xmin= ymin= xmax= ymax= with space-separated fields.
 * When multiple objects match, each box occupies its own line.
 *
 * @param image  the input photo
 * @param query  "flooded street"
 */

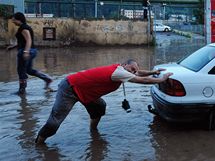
xmin=1 ymin=33 xmax=214 ymax=161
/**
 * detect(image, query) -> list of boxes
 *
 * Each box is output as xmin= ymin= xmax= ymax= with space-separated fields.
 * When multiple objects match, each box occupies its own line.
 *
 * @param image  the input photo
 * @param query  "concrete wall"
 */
xmin=1 ymin=18 xmax=152 ymax=47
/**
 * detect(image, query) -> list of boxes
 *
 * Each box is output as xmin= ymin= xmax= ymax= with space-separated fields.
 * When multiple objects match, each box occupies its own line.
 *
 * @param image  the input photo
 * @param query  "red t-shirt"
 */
xmin=67 ymin=64 xmax=122 ymax=104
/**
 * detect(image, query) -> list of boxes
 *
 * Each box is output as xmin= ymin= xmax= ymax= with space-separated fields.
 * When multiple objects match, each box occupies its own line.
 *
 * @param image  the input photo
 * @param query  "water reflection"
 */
xmin=0 ymin=49 xmax=16 ymax=82
xmin=15 ymin=91 xmax=66 ymax=160
xmin=16 ymin=94 xmax=37 ymax=148
xmin=0 ymin=47 xmax=154 ymax=82
xmin=35 ymin=144 xmax=65 ymax=161
xmin=149 ymin=116 xmax=215 ymax=161
xmin=0 ymin=42 xmax=205 ymax=83
xmin=44 ymin=51 xmax=58 ymax=73
xmin=82 ymin=130 xmax=109 ymax=161
xmin=154 ymin=39 xmax=205 ymax=65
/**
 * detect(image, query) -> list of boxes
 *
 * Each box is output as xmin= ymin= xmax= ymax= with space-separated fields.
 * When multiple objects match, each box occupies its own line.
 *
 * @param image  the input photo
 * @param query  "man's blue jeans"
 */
xmin=38 ymin=78 xmax=106 ymax=139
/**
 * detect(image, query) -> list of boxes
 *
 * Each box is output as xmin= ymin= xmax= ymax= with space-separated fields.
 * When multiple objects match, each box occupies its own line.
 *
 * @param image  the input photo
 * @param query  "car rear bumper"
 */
xmin=150 ymin=87 xmax=215 ymax=122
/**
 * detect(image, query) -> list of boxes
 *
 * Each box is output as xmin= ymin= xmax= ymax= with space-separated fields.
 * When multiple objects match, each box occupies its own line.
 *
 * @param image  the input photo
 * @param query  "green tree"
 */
xmin=0 ymin=4 xmax=14 ymax=18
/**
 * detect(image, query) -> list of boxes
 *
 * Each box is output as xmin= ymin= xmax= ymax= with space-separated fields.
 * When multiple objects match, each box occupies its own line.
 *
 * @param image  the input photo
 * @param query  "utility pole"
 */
xmin=95 ymin=0 xmax=98 ymax=18
xmin=163 ymin=3 xmax=166 ymax=20
xmin=205 ymin=0 xmax=211 ymax=44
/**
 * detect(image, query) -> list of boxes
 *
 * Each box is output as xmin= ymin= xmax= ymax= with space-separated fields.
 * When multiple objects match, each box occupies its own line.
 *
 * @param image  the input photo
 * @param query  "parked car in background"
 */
xmin=153 ymin=23 xmax=171 ymax=32
xmin=148 ymin=43 xmax=215 ymax=130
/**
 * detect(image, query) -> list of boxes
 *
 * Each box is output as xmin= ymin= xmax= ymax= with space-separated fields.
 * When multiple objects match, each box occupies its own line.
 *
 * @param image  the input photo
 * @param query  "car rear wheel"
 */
xmin=208 ymin=110 xmax=215 ymax=130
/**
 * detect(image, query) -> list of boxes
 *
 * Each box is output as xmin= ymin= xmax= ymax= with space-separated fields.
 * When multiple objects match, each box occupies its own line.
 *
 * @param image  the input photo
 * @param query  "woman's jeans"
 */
xmin=17 ymin=48 xmax=38 ymax=80
xmin=17 ymin=48 xmax=51 ymax=82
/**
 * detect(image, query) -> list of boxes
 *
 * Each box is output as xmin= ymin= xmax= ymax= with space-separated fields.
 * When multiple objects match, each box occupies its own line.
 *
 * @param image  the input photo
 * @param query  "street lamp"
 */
xmin=163 ymin=3 xmax=166 ymax=20
xmin=100 ymin=1 xmax=104 ymax=18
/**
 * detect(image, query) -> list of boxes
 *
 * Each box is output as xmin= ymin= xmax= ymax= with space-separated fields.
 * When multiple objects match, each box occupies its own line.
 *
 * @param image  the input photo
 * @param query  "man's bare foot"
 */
xmin=44 ymin=79 xmax=53 ymax=90
xmin=45 ymin=87 xmax=57 ymax=92
xmin=35 ymin=135 xmax=46 ymax=144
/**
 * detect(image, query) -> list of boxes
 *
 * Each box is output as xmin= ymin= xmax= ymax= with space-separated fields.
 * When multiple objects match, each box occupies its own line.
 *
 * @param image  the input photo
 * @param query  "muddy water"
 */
xmin=0 ymin=47 xmax=154 ymax=82
xmin=1 ymin=36 xmax=215 ymax=161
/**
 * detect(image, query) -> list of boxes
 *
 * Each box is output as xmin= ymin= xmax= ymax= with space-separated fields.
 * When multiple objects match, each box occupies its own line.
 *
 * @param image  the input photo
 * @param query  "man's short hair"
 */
xmin=122 ymin=59 xmax=137 ymax=65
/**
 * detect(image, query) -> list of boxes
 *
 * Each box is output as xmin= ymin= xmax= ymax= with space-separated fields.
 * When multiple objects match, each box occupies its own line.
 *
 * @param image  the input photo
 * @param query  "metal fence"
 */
xmin=151 ymin=3 xmax=204 ymax=35
xmin=24 ymin=1 xmax=148 ymax=20
xmin=24 ymin=1 xmax=203 ymax=34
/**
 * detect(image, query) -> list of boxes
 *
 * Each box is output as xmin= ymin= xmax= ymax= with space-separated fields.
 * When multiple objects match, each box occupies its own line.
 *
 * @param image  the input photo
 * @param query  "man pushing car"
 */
xmin=35 ymin=59 xmax=173 ymax=144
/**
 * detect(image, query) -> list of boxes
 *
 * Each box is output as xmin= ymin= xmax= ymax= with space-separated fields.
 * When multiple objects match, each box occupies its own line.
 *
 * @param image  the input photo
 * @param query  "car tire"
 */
xmin=208 ymin=110 xmax=215 ymax=130
xmin=164 ymin=28 xmax=169 ymax=32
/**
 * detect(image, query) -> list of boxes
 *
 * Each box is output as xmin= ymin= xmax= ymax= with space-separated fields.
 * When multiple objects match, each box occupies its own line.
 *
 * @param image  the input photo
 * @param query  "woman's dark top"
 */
xmin=16 ymin=23 xmax=35 ymax=50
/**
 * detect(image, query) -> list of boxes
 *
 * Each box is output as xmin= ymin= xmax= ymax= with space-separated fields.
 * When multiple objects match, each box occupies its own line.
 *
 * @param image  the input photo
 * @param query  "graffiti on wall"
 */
xmin=96 ymin=24 xmax=126 ymax=33
xmin=116 ymin=24 xmax=126 ymax=32
xmin=43 ymin=19 xmax=54 ymax=27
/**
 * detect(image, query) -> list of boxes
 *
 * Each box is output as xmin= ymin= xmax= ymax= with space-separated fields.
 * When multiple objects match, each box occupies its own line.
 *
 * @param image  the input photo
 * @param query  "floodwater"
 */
xmin=1 ymin=33 xmax=214 ymax=161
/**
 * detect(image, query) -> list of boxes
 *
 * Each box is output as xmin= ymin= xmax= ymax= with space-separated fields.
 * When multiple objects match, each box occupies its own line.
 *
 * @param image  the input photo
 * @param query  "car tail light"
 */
xmin=159 ymin=78 xmax=186 ymax=96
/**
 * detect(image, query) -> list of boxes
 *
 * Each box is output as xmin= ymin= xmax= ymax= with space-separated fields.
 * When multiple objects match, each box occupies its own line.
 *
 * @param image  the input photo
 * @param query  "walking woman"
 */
xmin=7 ymin=12 xmax=52 ymax=94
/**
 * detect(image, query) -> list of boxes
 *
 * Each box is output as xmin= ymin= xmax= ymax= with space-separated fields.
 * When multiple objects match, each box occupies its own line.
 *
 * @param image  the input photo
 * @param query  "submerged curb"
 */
xmin=172 ymin=29 xmax=192 ymax=38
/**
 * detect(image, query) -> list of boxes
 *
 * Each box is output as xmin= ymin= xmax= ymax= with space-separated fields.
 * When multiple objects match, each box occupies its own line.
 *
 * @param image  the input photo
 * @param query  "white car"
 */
xmin=153 ymin=23 xmax=171 ymax=32
xmin=148 ymin=43 xmax=215 ymax=130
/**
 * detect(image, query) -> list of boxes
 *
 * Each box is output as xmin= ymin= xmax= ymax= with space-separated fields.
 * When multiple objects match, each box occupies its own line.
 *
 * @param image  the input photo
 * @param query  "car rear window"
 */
xmin=178 ymin=46 xmax=215 ymax=72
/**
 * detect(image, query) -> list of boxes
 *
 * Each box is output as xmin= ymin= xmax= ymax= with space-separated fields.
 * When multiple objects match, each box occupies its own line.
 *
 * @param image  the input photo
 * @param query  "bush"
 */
xmin=0 ymin=4 xmax=14 ymax=19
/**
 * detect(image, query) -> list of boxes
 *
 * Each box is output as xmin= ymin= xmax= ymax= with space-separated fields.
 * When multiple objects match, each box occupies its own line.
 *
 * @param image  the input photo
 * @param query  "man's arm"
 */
xmin=129 ymin=72 xmax=173 ymax=84
xmin=136 ymin=68 xmax=166 ymax=76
